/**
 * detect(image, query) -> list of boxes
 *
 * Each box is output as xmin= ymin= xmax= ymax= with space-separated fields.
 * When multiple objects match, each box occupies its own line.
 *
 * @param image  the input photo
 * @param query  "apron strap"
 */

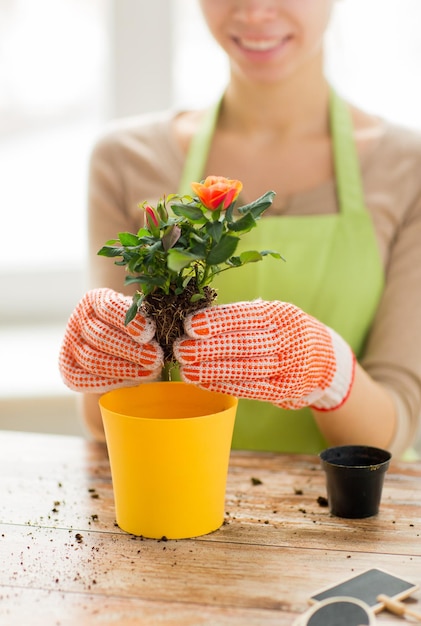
xmin=330 ymin=88 xmax=366 ymax=215
xmin=178 ymin=99 xmax=222 ymax=195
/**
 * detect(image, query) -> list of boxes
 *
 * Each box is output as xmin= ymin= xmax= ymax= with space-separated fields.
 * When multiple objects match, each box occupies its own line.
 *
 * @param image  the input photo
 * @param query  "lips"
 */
xmin=233 ymin=34 xmax=293 ymax=57
xmin=237 ymin=37 xmax=284 ymax=52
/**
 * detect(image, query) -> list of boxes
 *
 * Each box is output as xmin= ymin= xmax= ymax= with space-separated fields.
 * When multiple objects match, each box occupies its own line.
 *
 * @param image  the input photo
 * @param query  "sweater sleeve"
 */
xmin=86 ymin=111 xmax=184 ymax=295
xmin=360 ymin=127 xmax=421 ymax=456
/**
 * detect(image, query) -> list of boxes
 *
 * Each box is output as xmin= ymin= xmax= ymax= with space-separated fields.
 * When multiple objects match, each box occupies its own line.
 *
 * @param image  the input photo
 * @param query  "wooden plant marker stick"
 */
xmin=377 ymin=595 xmax=421 ymax=622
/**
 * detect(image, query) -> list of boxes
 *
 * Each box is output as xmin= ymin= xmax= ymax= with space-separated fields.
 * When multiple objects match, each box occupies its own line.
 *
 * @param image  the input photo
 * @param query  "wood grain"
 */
xmin=0 ymin=431 xmax=420 ymax=625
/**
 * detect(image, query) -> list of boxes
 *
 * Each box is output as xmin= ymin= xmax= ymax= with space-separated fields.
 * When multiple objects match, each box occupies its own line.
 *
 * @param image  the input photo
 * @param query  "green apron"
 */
xmin=178 ymin=90 xmax=384 ymax=454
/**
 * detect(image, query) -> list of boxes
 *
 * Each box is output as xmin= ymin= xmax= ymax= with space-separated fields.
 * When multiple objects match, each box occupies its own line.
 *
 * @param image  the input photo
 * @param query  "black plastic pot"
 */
xmin=319 ymin=445 xmax=391 ymax=518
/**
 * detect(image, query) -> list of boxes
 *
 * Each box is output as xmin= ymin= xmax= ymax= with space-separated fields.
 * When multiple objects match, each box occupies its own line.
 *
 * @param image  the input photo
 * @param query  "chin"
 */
xmin=231 ymin=62 xmax=298 ymax=87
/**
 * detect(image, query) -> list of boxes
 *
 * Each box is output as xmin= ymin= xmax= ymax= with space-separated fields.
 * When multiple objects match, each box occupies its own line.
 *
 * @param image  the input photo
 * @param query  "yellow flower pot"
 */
xmin=99 ymin=382 xmax=238 ymax=539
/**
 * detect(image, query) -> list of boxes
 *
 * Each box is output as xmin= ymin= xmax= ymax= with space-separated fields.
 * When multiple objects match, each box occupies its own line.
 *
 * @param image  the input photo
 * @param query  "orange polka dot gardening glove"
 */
xmin=174 ymin=300 xmax=356 ymax=411
xmin=59 ymin=288 xmax=163 ymax=393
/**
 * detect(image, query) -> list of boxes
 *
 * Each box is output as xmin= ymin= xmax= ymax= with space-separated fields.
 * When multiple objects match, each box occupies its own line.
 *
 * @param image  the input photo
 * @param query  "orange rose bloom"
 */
xmin=191 ymin=176 xmax=243 ymax=210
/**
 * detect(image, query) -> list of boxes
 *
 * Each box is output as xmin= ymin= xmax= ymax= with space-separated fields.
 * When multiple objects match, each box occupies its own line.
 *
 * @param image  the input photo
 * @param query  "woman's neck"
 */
xmin=220 ymin=61 xmax=331 ymax=140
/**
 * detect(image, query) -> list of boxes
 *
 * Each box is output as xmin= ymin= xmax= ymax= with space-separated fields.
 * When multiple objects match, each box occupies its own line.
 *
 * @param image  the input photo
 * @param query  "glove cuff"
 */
xmin=310 ymin=327 xmax=356 ymax=411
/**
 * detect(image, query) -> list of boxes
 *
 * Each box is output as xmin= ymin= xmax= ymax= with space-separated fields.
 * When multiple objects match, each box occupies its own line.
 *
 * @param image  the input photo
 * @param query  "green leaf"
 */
xmin=141 ymin=240 xmax=163 ymax=262
xmin=224 ymin=203 xmax=235 ymax=223
xmin=261 ymin=249 xmax=286 ymax=261
xmin=97 ymin=245 xmax=124 ymax=258
xmin=189 ymin=241 xmax=207 ymax=258
xmin=190 ymin=292 xmax=206 ymax=303
xmin=171 ymin=203 xmax=205 ymax=221
xmin=124 ymin=275 xmax=143 ymax=286
xmin=237 ymin=190 xmax=276 ymax=218
xmin=119 ymin=232 xmax=140 ymax=246
xmin=182 ymin=275 xmax=193 ymax=288
xmin=205 ymin=220 xmax=224 ymax=242
xmin=167 ymin=249 xmax=201 ymax=272
xmin=239 ymin=250 xmax=263 ymax=264
xmin=207 ymin=235 xmax=240 ymax=265
xmin=225 ymin=256 xmax=242 ymax=267
xmin=124 ymin=299 xmax=140 ymax=325
xmin=228 ymin=212 xmax=256 ymax=233
xmin=124 ymin=274 xmax=167 ymax=288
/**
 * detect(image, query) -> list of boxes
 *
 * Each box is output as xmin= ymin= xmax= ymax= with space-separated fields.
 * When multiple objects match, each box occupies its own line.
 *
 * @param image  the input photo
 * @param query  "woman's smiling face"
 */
xmin=198 ymin=0 xmax=335 ymax=84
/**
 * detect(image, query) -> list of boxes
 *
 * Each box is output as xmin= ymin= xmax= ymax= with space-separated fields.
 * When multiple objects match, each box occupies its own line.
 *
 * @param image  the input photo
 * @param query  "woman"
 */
xmin=59 ymin=0 xmax=421 ymax=456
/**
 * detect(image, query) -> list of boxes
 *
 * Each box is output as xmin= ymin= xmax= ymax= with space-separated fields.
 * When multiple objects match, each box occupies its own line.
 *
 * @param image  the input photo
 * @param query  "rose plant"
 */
xmin=98 ymin=176 xmax=283 ymax=372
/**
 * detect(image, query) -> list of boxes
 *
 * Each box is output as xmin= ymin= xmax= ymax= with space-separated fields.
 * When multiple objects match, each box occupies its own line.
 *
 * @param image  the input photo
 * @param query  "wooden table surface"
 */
xmin=0 ymin=430 xmax=420 ymax=626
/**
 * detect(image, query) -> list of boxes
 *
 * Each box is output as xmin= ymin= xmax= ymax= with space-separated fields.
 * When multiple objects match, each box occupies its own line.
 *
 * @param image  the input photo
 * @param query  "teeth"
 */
xmin=239 ymin=38 xmax=281 ymax=51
